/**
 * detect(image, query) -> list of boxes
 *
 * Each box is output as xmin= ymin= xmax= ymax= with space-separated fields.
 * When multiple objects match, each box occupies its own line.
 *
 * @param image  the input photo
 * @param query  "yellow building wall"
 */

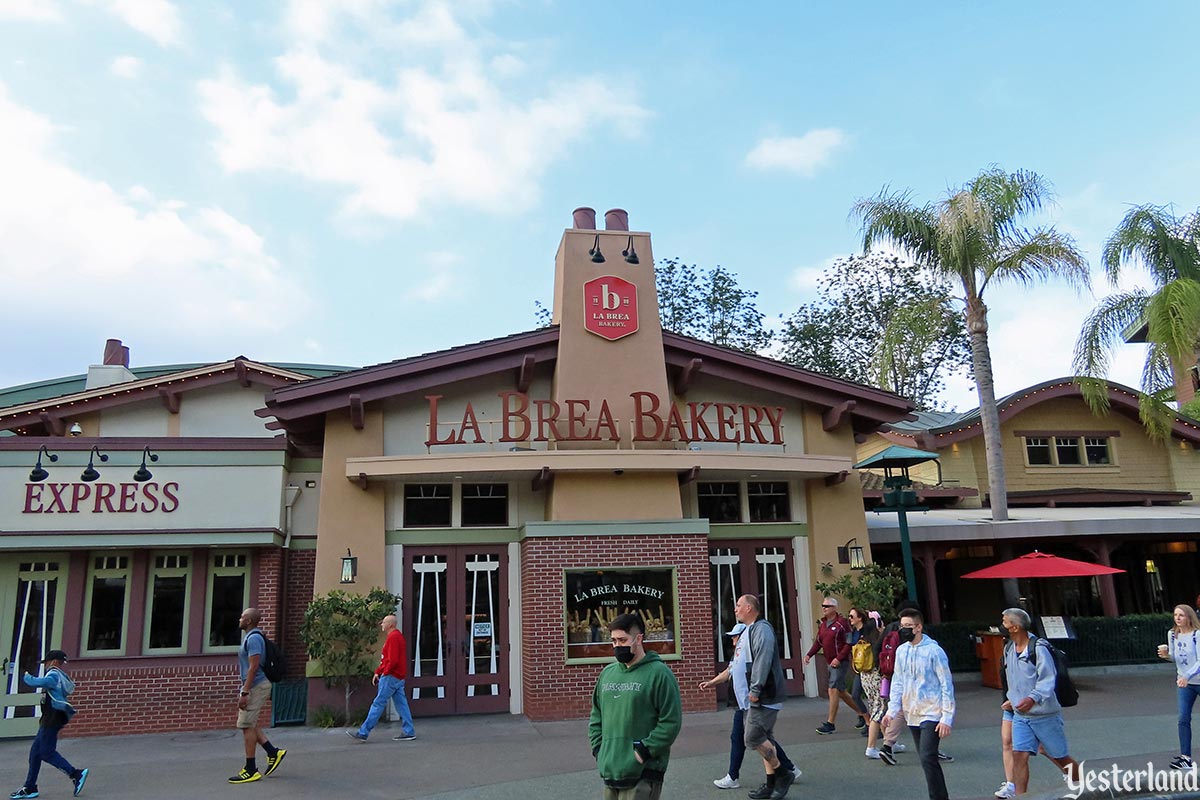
xmin=1165 ymin=439 xmax=1200 ymax=505
xmin=1000 ymin=398 xmax=1173 ymax=493
xmin=803 ymin=406 xmax=869 ymax=606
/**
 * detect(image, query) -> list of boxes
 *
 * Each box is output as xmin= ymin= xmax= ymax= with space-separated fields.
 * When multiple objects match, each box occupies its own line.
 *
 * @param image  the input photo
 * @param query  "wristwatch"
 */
xmin=240 ymin=691 xmax=249 ymax=696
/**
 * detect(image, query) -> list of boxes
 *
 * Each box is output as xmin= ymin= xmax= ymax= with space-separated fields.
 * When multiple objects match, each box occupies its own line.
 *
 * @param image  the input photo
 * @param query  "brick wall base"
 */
xmin=520 ymin=534 xmax=713 ymax=721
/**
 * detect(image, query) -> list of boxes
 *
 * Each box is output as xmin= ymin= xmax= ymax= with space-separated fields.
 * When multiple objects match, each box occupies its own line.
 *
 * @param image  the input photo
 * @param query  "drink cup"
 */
xmin=1159 ymin=644 xmax=1170 ymax=657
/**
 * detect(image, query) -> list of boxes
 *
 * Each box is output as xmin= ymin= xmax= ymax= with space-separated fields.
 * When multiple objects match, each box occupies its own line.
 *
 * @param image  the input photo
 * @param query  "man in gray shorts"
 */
xmin=804 ymin=597 xmax=865 ymax=735
xmin=735 ymin=594 xmax=796 ymax=800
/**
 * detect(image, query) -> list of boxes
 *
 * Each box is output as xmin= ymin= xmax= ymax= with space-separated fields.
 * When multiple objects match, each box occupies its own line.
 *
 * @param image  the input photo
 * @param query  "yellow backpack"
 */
xmin=851 ymin=638 xmax=875 ymax=673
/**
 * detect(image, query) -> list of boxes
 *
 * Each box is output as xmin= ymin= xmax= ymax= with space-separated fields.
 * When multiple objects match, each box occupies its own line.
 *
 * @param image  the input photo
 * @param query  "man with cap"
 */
xmin=700 ymin=622 xmax=801 ymax=791
xmin=9 ymin=650 xmax=88 ymax=799
xmin=804 ymin=596 xmax=866 ymax=735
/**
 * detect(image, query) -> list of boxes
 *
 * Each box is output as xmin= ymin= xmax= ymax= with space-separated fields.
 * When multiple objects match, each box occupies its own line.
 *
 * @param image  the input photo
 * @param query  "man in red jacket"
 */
xmin=347 ymin=614 xmax=417 ymax=742
xmin=803 ymin=597 xmax=865 ymax=735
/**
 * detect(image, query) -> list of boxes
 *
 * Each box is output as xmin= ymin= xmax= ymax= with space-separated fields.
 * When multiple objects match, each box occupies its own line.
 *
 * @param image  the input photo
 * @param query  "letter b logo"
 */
xmin=584 ymin=276 xmax=639 ymax=341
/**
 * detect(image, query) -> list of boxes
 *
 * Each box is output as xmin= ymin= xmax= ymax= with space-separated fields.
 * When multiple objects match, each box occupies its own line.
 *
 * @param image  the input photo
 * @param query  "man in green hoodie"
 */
xmin=588 ymin=612 xmax=682 ymax=800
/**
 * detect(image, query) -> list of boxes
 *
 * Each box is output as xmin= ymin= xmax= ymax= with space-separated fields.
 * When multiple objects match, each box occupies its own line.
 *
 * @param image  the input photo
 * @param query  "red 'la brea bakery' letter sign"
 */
xmin=584 ymin=276 xmax=638 ymax=341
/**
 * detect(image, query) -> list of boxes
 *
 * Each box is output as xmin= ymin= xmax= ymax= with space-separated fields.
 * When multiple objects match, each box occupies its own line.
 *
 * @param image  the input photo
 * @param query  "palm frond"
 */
xmin=850 ymin=191 xmax=941 ymax=267
xmin=1102 ymin=204 xmax=1200 ymax=287
xmin=969 ymin=166 xmax=1052 ymax=234
xmin=1142 ymin=278 xmax=1200 ymax=368
xmin=987 ymin=229 xmax=1090 ymax=292
xmin=1072 ymin=291 xmax=1151 ymax=382
xmin=1138 ymin=341 xmax=1178 ymax=441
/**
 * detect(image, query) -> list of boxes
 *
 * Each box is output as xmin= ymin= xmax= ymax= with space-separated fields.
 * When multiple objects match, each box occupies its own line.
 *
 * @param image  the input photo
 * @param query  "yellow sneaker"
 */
xmin=227 ymin=769 xmax=261 ymax=784
xmin=264 ymin=749 xmax=288 ymax=776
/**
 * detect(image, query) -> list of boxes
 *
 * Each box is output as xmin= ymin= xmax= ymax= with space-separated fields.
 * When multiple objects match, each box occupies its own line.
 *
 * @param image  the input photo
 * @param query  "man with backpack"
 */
xmin=229 ymin=608 xmax=288 ymax=785
xmin=9 ymin=650 xmax=88 ymax=800
xmin=1000 ymin=607 xmax=1079 ymax=794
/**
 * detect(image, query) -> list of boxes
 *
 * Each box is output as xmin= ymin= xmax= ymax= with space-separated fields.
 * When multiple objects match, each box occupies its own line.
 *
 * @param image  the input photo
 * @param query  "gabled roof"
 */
xmin=0 ymin=358 xmax=347 ymax=435
xmin=258 ymin=325 xmax=915 ymax=441
xmin=880 ymin=377 xmax=1200 ymax=447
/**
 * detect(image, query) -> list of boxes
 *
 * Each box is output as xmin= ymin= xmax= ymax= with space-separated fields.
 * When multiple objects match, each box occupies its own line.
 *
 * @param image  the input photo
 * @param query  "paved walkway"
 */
xmin=1 ymin=665 xmax=1192 ymax=800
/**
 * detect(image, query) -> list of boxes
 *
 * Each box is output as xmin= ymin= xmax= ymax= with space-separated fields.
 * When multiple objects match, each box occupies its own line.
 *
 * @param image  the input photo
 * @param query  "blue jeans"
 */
xmin=24 ymin=720 xmax=76 ymax=790
xmin=1179 ymin=684 xmax=1200 ymax=756
xmin=728 ymin=708 xmax=794 ymax=780
xmin=910 ymin=721 xmax=948 ymax=800
xmin=357 ymin=675 xmax=415 ymax=738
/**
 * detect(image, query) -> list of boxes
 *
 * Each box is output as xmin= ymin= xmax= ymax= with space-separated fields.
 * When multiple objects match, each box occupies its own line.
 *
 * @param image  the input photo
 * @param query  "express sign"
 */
xmin=584 ymin=275 xmax=638 ymax=341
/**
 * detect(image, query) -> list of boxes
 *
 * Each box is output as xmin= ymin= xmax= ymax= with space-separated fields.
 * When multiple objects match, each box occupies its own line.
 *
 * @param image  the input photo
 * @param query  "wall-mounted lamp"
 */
xmin=621 ymin=235 xmax=639 ymax=264
xmin=133 ymin=446 xmax=159 ymax=482
xmin=837 ymin=537 xmax=866 ymax=570
xmin=67 ymin=422 xmax=83 ymax=437
xmin=80 ymin=446 xmax=108 ymax=483
xmin=340 ymin=548 xmax=358 ymax=584
xmin=30 ymin=446 xmax=58 ymax=482
xmin=589 ymin=234 xmax=605 ymax=263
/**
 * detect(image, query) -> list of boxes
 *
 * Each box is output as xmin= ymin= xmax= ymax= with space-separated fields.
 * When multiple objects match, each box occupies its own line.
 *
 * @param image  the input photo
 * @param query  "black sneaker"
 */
xmin=227 ymin=769 xmax=261 ymax=785
xmin=72 ymin=768 xmax=88 ymax=797
xmin=264 ymin=749 xmax=287 ymax=776
xmin=770 ymin=769 xmax=796 ymax=799
xmin=815 ymin=721 xmax=835 ymax=735
xmin=1170 ymin=755 xmax=1195 ymax=770
xmin=879 ymin=747 xmax=897 ymax=766
xmin=9 ymin=789 xmax=39 ymax=799
xmin=391 ymin=733 xmax=417 ymax=741
xmin=854 ymin=717 xmax=867 ymax=729
xmin=747 ymin=783 xmax=773 ymax=800
xmin=938 ymin=752 xmax=954 ymax=763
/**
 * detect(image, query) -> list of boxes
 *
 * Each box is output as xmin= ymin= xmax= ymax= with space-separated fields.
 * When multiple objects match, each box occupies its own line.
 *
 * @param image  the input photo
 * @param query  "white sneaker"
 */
xmin=994 ymin=781 xmax=1016 ymax=799
xmin=865 ymin=747 xmax=881 ymax=759
xmin=891 ymin=742 xmax=907 ymax=753
xmin=791 ymin=765 xmax=802 ymax=780
xmin=713 ymin=775 xmax=739 ymax=789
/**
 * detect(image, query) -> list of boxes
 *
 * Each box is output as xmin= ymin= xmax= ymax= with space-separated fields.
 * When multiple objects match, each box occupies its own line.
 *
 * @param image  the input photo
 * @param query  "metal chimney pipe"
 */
xmin=572 ymin=207 xmax=597 ymax=230
xmin=103 ymin=339 xmax=125 ymax=366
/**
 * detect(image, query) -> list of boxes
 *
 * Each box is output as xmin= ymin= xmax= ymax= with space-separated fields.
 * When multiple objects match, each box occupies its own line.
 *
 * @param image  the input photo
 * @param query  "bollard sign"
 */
xmin=583 ymin=275 xmax=638 ymax=341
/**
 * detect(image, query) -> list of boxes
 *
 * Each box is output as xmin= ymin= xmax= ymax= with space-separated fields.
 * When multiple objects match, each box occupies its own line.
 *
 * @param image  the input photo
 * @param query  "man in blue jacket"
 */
xmin=9 ymin=650 xmax=88 ymax=799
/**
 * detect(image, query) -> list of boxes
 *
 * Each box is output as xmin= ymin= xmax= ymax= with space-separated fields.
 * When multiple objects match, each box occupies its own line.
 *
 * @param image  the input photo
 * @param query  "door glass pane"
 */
xmin=756 ymin=546 xmax=794 ymax=670
xmin=7 ymin=574 xmax=58 ymax=719
xmin=463 ymin=553 xmax=501 ymax=697
xmin=709 ymin=548 xmax=743 ymax=663
xmin=411 ymin=554 xmax=448 ymax=699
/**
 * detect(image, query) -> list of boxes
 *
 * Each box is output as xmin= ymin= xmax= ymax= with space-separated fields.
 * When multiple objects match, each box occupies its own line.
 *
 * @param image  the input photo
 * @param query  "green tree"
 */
xmin=1073 ymin=204 xmax=1200 ymax=439
xmin=852 ymin=166 xmax=1089 ymax=521
xmin=813 ymin=563 xmax=907 ymax=618
xmin=655 ymin=258 xmax=773 ymax=353
xmin=778 ymin=253 xmax=971 ymax=409
xmin=299 ymin=587 xmax=399 ymax=724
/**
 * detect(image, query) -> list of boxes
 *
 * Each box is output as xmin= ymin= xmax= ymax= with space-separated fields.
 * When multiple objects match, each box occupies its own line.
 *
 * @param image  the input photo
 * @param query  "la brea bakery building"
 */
xmin=0 ymin=209 xmax=911 ymax=733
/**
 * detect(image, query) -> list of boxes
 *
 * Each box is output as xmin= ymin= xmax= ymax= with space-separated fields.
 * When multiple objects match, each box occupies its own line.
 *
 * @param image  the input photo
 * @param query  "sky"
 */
xmin=2 ymin=1 xmax=1199 ymax=411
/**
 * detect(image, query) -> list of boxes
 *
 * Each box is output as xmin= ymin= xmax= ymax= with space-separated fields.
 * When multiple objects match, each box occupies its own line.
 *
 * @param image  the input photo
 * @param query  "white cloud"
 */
xmin=0 ymin=0 xmax=62 ymax=21
xmin=110 ymin=55 xmax=142 ymax=78
xmin=96 ymin=0 xmax=181 ymax=45
xmin=0 ymin=82 xmax=310 ymax=360
xmin=745 ymin=128 xmax=846 ymax=176
xmin=199 ymin=2 xmax=648 ymax=221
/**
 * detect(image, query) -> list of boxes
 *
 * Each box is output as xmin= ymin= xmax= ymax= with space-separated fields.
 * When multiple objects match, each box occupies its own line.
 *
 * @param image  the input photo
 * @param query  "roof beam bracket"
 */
xmin=352 ymin=472 xmax=368 ymax=491
xmin=532 ymin=466 xmax=553 ymax=492
xmin=824 ymin=470 xmax=849 ymax=487
xmin=38 ymin=412 xmax=65 ymax=437
xmin=349 ymin=393 xmax=365 ymax=431
xmin=234 ymin=358 xmax=252 ymax=388
xmin=158 ymin=389 xmax=181 ymax=414
xmin=822 ymin=400 xmax=856 ymax=432
xmin=678 ymin=465 xmax=700 ymax=486
xmin=517 ymin=354 xmax=536 ymax=393
xmin=676 ymin=358 xmax=703 ymax=396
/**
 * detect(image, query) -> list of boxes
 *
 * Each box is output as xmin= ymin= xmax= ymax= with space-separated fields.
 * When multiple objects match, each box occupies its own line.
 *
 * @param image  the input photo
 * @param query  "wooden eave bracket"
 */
xmin=38 ymin=412 xmax=65 ymax=436
xmin=678 ymin=465 xmax=700 ymax=486
xmin=159 ymin=389 xmax=181 ymax=414
xmin=824 ymin=470 xmax=849 ymax=487
xmin=532 ymin=466 xmax=553 ymax=492
xmin=349 ymin=394 xmax=365 ymax=431
xmin=352 ymin=472 xmax=368 ymax=490
xmin=517 ymin=354 xmax=536 ymax=393
xmin=822 ymin=400 xmax=856 ymax=432
xmin=676 ymin=358 xmax=703 ymax=396
xmin=234 ymin=359 xmax=252 ymax=388
xmin=916 ymin=432 xmax=937 ymax=450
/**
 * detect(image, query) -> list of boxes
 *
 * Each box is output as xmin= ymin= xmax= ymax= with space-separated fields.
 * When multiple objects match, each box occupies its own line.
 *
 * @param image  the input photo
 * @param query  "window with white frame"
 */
xmin=1024 ymin=435 xmax=1114 ymax=467
xmin=206 ymin=551 xmax=249 ymax=651
xmin=145 ymin=552 xmax=191 ymax=653
xmin=83 ymin=554 xmax=131 ymax=654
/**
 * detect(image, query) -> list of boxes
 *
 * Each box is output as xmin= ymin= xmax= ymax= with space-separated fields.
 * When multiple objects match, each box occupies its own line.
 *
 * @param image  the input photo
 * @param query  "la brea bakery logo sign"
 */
xmin=584 ymin=275 xmax=638 ymax=340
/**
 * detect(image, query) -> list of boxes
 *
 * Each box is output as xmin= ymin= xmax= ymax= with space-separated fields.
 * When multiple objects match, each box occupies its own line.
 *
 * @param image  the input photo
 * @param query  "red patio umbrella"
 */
xmin=961 ymin=550 xmax=1125 ymax=579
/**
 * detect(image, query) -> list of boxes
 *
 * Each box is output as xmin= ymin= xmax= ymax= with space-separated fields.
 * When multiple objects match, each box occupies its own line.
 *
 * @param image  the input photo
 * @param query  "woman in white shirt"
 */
xmin=1159 ymin=604 xmax=1200 ymax=770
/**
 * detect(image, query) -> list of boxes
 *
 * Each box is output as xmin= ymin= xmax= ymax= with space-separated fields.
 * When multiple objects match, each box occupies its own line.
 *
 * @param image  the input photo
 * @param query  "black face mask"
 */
xmin=898 ymin=627 xmax=916 ymax=644
xmin=614 ymin=646 xmax=635 ymax=664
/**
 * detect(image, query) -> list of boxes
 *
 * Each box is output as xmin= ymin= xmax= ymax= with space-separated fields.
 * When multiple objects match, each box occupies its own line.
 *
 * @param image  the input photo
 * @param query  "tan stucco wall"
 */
xmin=546 ymin=472 xmax=682 ymax=520
xmin=1165 ymin=439 xmax=1200 ymax=504
xmin=314 ymin=408 xmax=386 ymax=594
xmin=801 ymin=406 xmax=868 ymax=606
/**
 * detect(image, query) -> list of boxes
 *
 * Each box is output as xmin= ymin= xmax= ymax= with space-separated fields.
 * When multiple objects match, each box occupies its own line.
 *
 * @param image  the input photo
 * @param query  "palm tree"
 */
xmin=852 ymin=167 xmax=1089 ymax=521
xmin=1073 ymin=205 xmax=1200 ymax=439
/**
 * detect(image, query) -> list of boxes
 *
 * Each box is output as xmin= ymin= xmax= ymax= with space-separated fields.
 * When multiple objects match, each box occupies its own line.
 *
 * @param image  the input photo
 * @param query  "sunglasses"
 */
xmin=821 ymin=604 xmax=836 ymax=608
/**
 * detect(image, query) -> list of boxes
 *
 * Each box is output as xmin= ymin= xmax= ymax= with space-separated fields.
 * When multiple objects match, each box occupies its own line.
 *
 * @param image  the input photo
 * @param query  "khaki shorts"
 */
xmin=236 ymin=681 xmax=272 ymax=729
xmin=744 ymin=706 xmax=780 ymax=749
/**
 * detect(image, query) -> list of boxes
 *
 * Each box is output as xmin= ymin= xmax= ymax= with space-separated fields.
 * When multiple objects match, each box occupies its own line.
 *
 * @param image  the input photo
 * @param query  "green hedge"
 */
xmin=926 ymin=614 xmax=1173 ymax=672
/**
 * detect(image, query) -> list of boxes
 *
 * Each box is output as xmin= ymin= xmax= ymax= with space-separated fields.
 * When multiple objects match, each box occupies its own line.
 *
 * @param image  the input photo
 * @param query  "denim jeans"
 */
xmin=357 ymin=675 xmax=415 ymax=738
xmin=910 ymin=721 xmax=949 ymax=800
xmin=728 ymin=708 xmax=794 ymax=780
xmin=24 ymin=720 xmax=76 ymax=790
xmin=1179 ymin=683 xmax=1200 ymax=756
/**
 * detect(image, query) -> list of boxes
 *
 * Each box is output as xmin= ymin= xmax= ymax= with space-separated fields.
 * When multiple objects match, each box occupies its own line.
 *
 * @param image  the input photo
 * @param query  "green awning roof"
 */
xmin=854 ymin=445 xmax=939 ymax=470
